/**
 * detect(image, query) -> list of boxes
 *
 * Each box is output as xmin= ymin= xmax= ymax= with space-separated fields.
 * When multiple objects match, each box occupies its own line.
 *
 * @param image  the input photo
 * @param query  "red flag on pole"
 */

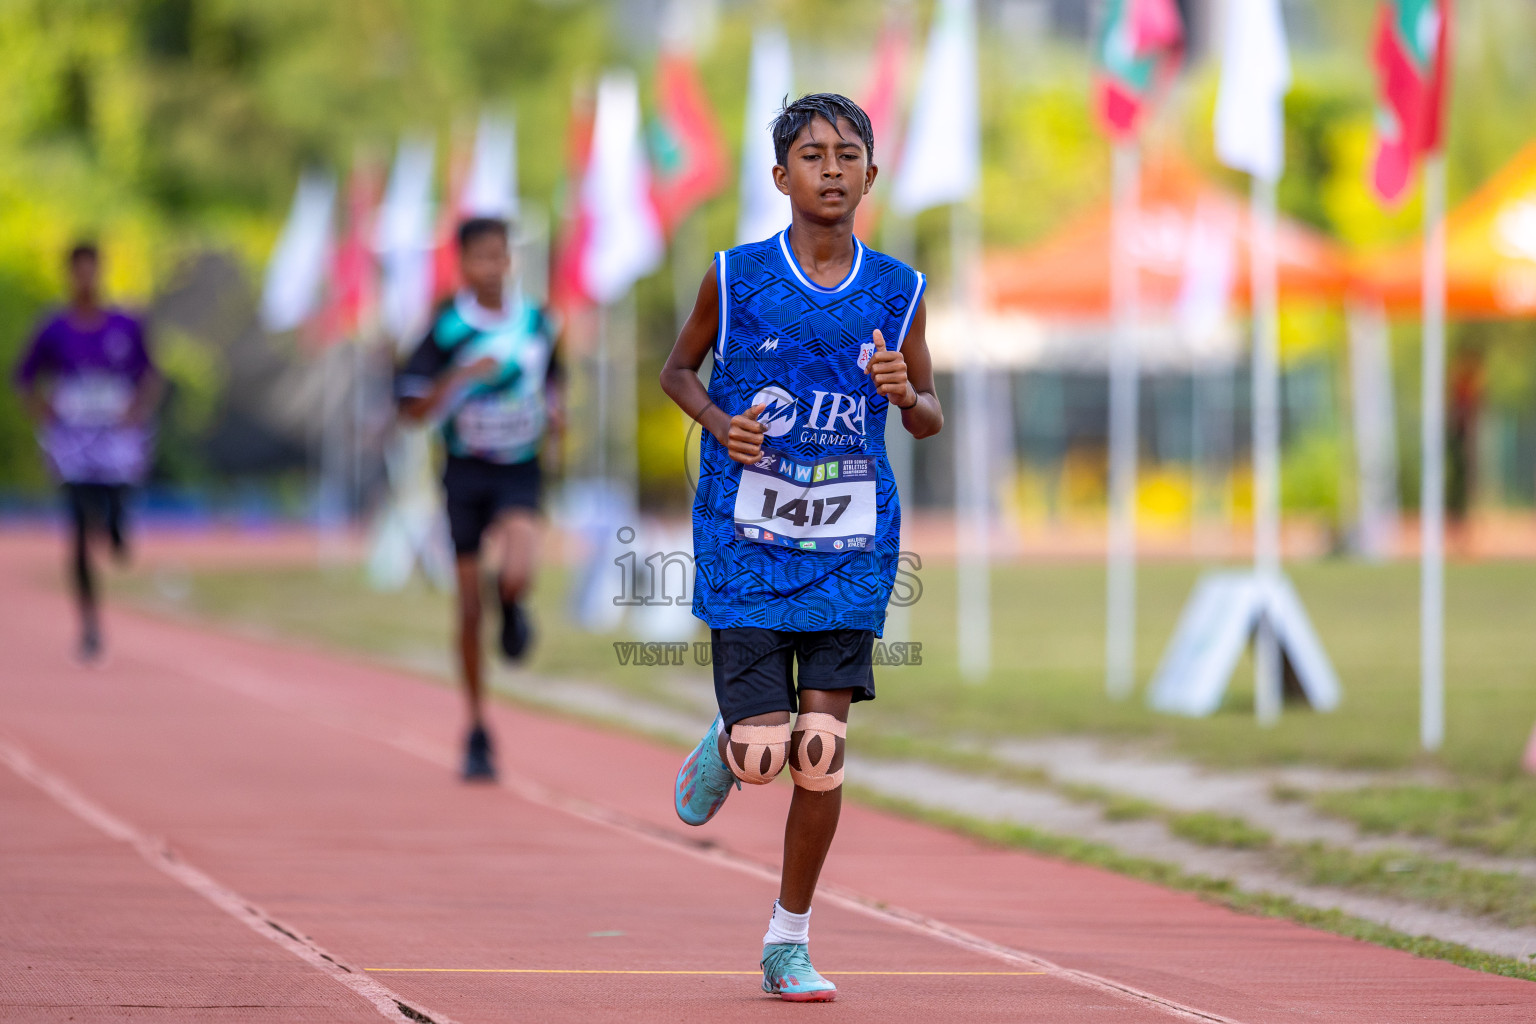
xmin=550 ymin=89 xmax=597 ymax=316
xmin=430 ymin=139 xmax=472 ymax=303
xmin=854 ymin=16 xmax=911 ymax=238
xmin=316 ymin=163 xmax=381 ymax=347
xmin=1370 ymin=0 xmax=1452 ymax=203
xmin=649 ymin=53 xmax=728 ymax=235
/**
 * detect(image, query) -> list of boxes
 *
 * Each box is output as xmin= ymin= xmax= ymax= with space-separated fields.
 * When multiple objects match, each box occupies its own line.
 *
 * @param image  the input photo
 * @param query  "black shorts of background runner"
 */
xmin=443 ymin=455 xmax=542 ymax=556
xmin=711 ymin=626 xmax=876 ymax=729
xmin=66 ymin=483 xmax=127 ymax=550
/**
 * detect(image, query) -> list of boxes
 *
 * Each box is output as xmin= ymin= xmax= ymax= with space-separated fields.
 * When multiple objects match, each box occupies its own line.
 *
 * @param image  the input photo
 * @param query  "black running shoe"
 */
xmin=462 ymin=724 xmax=497 ymax=782
xmin=499 ymin=597 xmax=532 ymax=661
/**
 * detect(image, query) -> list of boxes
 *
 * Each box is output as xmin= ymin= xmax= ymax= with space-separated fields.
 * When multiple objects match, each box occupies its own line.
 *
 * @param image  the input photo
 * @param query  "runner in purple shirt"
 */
xmin=14 ymin=243 xmax=162 ymax=660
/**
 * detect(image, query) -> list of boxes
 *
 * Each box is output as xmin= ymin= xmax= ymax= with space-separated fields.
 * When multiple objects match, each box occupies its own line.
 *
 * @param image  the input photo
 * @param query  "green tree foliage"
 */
xmin=0 ymin=0 xmax=604 ymax=489
xmin=3 ymin=0 xmax=1535 ymax=508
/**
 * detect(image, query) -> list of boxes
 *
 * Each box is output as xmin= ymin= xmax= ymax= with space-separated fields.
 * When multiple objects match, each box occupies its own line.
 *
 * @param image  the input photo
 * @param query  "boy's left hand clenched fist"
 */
xmin=866 ymin=329 xmax=916 ymax=409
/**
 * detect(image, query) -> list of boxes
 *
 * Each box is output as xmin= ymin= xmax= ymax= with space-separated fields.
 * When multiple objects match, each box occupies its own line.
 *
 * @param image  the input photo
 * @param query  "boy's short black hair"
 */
xmin=68 ymin=241 xmax=99 ymax=264
xmin=770 ymin=93 xmax=874 ymax=168
xmin=457 ymin=216 xmax=510 ymax=252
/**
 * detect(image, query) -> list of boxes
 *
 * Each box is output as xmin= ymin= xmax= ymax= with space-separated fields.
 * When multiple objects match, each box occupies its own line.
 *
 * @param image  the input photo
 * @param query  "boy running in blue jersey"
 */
xmin=396 ymin=218 xmax=563 ymax=782
xmin=660 ymin=94 xmax=943 ymax=1002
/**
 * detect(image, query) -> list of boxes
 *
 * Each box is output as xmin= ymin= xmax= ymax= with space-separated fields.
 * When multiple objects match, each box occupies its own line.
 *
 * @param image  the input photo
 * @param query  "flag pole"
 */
xmin=615 ymin=289 xmax=640 ymax=504
xmin=318 ymin=344 xmax=349 ymax=565
xmin=954 ymin=199 xmax=990 ymax=680
xmin=1421 ymin=152 xmax=1448 ymax=752
xmin=350 ymin=337 xmax=366 ymax=521
xmin=1251 ymin=172 xmax=1282 ymax=726
xmin=594 ymin=304 xmax=610 ymax=484
xmin=1347 ymin=300 xmax=1397 ymax=560
xmin=883 ymin=213 xmax=917 ymax=645
xmin=1106 ymin=140 xmax=1140 ymax=699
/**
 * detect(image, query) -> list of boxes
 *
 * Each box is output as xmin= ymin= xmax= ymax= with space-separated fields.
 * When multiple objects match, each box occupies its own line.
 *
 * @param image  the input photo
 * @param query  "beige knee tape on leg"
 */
xmin=726 ymin=723 xmax=791 ymax=785
xmin=789 ymin=712 xmax=846 ymax=792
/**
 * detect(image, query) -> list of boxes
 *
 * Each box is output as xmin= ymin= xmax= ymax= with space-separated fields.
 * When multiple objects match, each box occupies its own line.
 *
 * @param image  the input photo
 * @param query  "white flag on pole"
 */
xmin=581 ymin=72 xmax=666 ymax=304
xmin=892 ymin=0 xmax=980 ymax=216
xmin=1177 ymin=200 xmax=1238 ymax=345
xmin=460 ymin=112 xmax=519 ymax=219
xmin=1215 ymin=0 xmax=1291 ymax=183
xmin=736 ymin=27 xmax=793 ymax=244
xmin=261 ymin=172 xmax=336 ymax=333
xmin=374 ymin=136 xmax=437 ymax=344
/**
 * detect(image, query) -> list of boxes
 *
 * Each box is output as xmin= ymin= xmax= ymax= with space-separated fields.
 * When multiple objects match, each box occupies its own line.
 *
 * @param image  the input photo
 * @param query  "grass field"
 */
xmin=120 ymin=556 xmax=1536 ymax=856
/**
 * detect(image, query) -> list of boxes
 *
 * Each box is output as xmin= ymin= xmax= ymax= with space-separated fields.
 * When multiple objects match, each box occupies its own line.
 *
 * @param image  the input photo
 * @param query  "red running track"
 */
xmin=1 ymin=535 xmax=1533 ymax=1022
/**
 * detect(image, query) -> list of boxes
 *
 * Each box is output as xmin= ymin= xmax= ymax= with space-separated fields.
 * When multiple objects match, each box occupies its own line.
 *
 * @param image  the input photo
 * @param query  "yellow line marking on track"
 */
xmin=365 ymin=968 xmax=1047 ymax=976
xmin=158 ymin=661 xmax=1243 ymax=1023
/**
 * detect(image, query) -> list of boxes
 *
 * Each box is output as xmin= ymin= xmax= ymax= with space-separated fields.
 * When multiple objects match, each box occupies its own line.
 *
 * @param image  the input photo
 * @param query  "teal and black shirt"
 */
xmin=396 ymin=292 xmax=559 ymax=465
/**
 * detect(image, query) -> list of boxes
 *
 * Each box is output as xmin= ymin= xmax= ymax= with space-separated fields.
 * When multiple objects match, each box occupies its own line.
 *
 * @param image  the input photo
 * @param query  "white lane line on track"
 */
xmin=172 ymin=657 xmax=1247 ymax=1024
xmin=0 ymin=739 xmax=458 ymax=1024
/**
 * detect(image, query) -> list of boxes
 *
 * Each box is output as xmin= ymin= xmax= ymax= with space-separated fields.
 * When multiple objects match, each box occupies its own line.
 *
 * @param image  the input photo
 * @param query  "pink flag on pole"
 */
xmin=1370 ymin=0 xmax=1452 ymax=203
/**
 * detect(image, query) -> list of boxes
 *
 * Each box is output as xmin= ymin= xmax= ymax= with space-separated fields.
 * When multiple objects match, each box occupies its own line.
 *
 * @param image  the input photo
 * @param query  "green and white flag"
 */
xmin=1094 ymin=0 xmax=1183 ymax=140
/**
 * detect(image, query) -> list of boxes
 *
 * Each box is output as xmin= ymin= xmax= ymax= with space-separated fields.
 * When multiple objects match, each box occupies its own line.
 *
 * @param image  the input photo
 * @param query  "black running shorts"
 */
xmin=443 ymin=455 xmax=542 ymax=556
xmin=711 ymin=626 xmax=876 ymax=729
xmin=65 ymin=483 xmax=128 ymax=546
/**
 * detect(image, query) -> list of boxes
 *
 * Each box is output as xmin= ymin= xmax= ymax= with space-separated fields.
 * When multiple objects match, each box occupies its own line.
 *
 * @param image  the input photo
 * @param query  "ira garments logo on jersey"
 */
xmin=750 ymin=385 xmax=869 ymax=447
xmin=800 ymin=389 xmax=867 ymax=446
xmin=751 ymin=385 xmax=798 ymax=438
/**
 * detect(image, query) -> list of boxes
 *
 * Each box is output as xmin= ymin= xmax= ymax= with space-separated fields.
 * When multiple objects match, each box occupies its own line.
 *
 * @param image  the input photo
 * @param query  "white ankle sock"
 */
xmin=763 ymin=899 xmax=811 ymax=946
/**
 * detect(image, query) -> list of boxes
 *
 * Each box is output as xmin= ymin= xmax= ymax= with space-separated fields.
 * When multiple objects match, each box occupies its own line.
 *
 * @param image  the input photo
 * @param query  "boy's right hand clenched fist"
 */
xmin=725 ymin=402 xmax=767 ymax=465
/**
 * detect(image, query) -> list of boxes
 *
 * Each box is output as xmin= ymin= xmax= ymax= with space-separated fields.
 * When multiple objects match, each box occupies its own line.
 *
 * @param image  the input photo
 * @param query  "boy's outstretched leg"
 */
xmin=761 ymin=688 xmax=849 ymax=1002
xmin=677 ymin=629 xmax=797 ymax=825
xmin=491 ymin=510 xmax=539 ymax=661
xmin=454 ymin=554 xmax=495 ymax=781
xmin=67 ymin=486 xmax=102 ymax=661
xmin=105 ymin=485 xmax=130 ymax=564
xmin=678 ymin=704 xmax=805 ymax=825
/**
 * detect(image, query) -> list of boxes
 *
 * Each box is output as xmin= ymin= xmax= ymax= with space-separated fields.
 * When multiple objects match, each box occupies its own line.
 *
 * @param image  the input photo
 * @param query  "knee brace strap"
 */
xmin=789 ymin=712 xmax=846 ymax=792
xmin=726 ymin=722 xmax=791 ymax=785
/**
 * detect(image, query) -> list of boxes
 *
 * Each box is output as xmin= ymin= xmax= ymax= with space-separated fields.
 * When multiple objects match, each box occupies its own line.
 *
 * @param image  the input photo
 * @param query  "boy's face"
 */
xmin=68 ymin=254 xmax=100 ymax=301
xmin=459 ymin=232 xmax=511 ymax=297
xmin=773 ymin=115 xmax=876 ymax=225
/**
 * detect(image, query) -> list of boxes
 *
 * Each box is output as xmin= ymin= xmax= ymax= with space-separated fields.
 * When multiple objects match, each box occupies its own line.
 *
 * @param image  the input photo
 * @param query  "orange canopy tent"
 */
xmin=1356 ymin=140 xmax=1536 ymax=318
xmin=983 ymin=157 xmax=1350 ymax=318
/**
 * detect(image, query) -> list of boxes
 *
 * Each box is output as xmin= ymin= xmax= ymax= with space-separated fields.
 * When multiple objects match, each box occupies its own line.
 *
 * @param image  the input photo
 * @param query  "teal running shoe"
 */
xmin=761 ymin=943 xmax=837 ymax=1002
xmin=674 ymin=715 xmax=738 ymax=826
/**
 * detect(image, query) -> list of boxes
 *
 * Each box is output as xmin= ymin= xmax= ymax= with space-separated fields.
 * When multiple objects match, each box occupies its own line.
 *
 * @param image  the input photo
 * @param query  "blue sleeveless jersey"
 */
xmin=692 ymin=229 xmax=926 ymax=633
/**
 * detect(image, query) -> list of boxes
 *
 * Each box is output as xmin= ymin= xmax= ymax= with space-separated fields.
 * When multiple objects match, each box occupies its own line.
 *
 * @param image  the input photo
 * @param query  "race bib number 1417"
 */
xmin=733 ymin=450 xmax=877 ymax=553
